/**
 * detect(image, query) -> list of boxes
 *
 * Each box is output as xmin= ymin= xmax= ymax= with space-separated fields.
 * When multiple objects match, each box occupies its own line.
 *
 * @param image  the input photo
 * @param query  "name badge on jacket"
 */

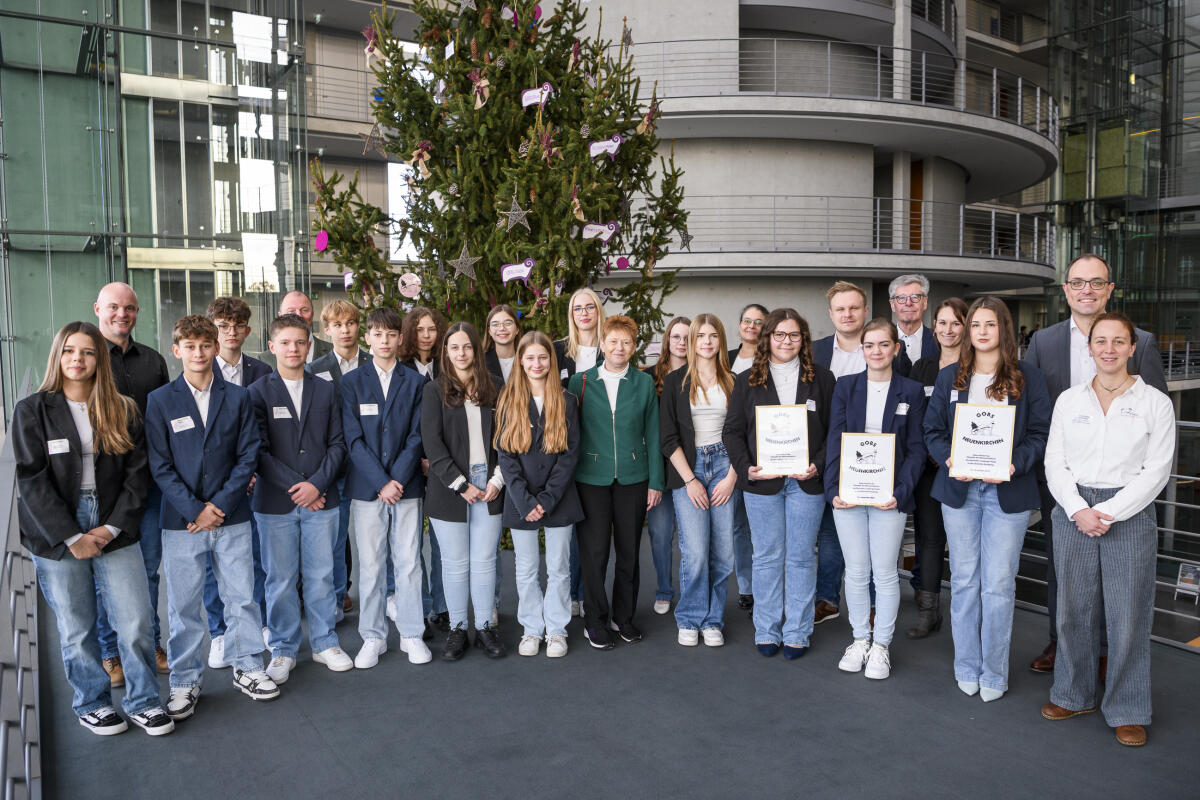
xmin=316 ymin=371 xmax=334 ymax=382
xmin=896 ymin=403 xmax=909 ymax=416
xmin=806 ymin=399 xmax=816 ymax=412
xmin=924 ymin=386 xmax=934 ymax=397
xmin=273 ymin=406 xmax=292 ymax=419
xmin=171 ymin=416 xmax=196 ymax=433
xmin=47 ymin=439 xmax=70 ymax=455
xmin=950 ymin=390 xmax=960 ymax=402
xmin=360 ymin=403 xmax=379 ymax=416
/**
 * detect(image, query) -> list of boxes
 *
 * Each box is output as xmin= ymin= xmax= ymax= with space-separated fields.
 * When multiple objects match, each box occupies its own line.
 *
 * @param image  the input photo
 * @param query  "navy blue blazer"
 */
xmin=823 ymin=372 xmax=928 ymax=513
xmin=308 ymin=348 xmax=371 ymax=397
xmin=922 ymin=362 xmax=1050 ymax=513
xmin=341 ymin=361 xmax=426 ymax=501
xmin=497 ymin=393 xmax=584 ymax=529
xmin=145 ymin=374 xmax=260 ymax=529
xmin=249 ymin=372 xmax=346 ymax=515
xmin=812 ymin=334 xmax=913 ymax=377
xmin=213 ymin=353 xmax=272 ymax=388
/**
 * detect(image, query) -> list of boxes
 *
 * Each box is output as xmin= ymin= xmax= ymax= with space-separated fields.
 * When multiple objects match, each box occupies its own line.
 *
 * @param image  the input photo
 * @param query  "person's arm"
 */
xmin=210 ymin=392 xmax=260 ymax=516
xmin=535 ymin=393 xmax=583 ymax=511
xmin=342 ymin=377 xmax=391 ymax=492
xmin=144 ymin=396 xmax=206 ymax=524
xmin=308 ymin=385 xmax=347 ymax=494
xmin=893 ymin=387 xmax=928 ymax=510
xmin=497 ymin=446 xmax=538 ymax=520
xmin=11 ymin=399 xmax=83 ymax=548
xmin=1043 ymin=394 xmax=1089 ymax=518
xmin=251 ymin=387 xmax=305 ymax=493
xmin=1012 ymin=366 xmax=1050 ymax=478
xmin=420 ymin=381 xmax=467 ymax=490
xmin=1092 ymin=393 xmax=1177 ymax=522
xmin=643 ymin=379 xmax=665 ymax=492
xmin=659 ymin=372 xmax=684 ymax=461
xmin=389 ymin=377 xmax=425 ymax=488
xmin=722 ymin=378 xmax=751 ymax=481
xmin=923 ymin=369 xmax=953 ymax=466
xmin=100 ymin=410 xmax=151 ymax=536
xmin=824 ymin=378 xmax=849 ymax=502
xmin=808 ymin=371 xmax=834 ymax=478
xmin=1136 ymin=332 xmax=1169 ymax=395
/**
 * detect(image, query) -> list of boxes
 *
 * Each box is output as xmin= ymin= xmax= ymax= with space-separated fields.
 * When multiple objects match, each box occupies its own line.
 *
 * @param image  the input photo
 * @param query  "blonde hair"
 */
xmin=321 ymin=299 xmax=360 ymax=326
xmin=684 ymin=314 xmax=735 ymax=404
xmin=495 ymin=332 xmax=568 ymax=454
xmin=566 ymin=287 xmax=606 ymax=359
xmin=40 ymin=322 xmax=137 ymax=455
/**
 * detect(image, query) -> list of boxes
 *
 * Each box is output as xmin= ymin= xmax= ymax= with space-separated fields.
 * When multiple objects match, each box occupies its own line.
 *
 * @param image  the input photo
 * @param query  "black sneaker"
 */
xmin=583 ymin=626 xmax=615 ymax=650
xmin=613 ymin=622 xmax=643 ymax=644
xmin=442 ymin=624 xmax=469 ymax=662
xmin=473 ymin=623 xmax=506 ymax=658
xmin=129 ymin=707 xmax=175 ymax=736
xmin=78 ymin=706 xmax=127 ymax=736
xmin=738 ymin=593 xmax=754 ymax=610
xmin=432 ymin=611 xmax=451 ymax=634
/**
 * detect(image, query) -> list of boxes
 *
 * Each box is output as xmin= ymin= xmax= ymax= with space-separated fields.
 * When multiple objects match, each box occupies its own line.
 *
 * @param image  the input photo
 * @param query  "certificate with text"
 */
xmin=838 ymin=433 xmax=896 ymax=506
xmin=949 ymin=403 xmax=1016 ymax=482
xmin=755 ymin=405 xmax=809 ymax=475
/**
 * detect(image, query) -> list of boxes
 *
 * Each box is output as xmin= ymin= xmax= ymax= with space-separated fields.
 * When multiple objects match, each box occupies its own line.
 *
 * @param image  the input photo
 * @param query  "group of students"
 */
xmin=15 ymin=258 xmax=1174 ymax=748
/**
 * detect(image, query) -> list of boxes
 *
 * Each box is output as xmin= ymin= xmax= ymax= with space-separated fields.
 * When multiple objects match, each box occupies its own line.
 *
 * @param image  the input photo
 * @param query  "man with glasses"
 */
xmin=888 ymin=274 xmax=937 ymax=364
xmin=1024 ymin=253 xmax=1167 ymax=675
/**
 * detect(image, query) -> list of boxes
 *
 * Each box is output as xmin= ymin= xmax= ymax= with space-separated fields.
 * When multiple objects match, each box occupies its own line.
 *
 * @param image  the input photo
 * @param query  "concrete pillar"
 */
xmin=893 ymin=0 xmax=911 ymax=101
xmin=893 ymin=152 xmax=912 ymax=250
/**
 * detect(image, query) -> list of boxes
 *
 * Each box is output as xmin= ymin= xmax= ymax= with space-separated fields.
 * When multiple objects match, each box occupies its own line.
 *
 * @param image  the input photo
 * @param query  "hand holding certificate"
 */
xmin=837 ymin=433 xmax=896 ymax=506
xmin=948 ymin=404 xmax=1016 ymax=482
xmin=755 ymin=405 xmax=809 ymax=477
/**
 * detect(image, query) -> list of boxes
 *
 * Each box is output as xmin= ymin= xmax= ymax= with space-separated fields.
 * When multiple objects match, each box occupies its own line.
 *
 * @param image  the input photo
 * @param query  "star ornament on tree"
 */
xmin=499 ymin=191 xmax=532 ymax=232
xmin=458 ymin=0 xmax=476 ymax=13
xmin=679 ymin=228 xmax=694 ymax=252
xmin=449 ymin=244 xmax=482 ymax=279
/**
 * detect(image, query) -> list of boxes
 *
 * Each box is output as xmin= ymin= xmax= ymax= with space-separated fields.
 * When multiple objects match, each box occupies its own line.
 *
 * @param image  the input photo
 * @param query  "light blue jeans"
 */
xmin=511 ymin=525 xmax=572 ymax=637
xmin=256 ymin=507 xmax=340 ymax=658
xmin=36 ymin=492 xmax=162 ymax=716
xmin=941 ymin=481 xmax=1031 ymax=692
xmin=95 ymin=483 xmax=163 ymax=657
xmin=431 ymin=464 xmax=504 ymax=630
xmin=645 ymin=490 xmax=677 ymax=602
xmin=672 ymin=444 xmax=736 ymax=631
xmin=832 ymin=505 xmax=906 ymax=645
xmin=742 ymin=480 xmax=826 ymax=647
xmin=161 ymin=521 xmax=263 ymax=688
xmin=731 ymin=490 xmax=754 ymax=596
xmin=350 ymin=496 xmax=423 ymax=640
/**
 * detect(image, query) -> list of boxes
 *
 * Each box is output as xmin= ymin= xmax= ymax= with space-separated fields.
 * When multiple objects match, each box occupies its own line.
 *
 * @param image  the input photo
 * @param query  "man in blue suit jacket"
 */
xmin=888 ymin=274 xmax=938 ymax=365
xmin=341 ymin=307 xmax=431 ymax=669
xmin=250 ymin=314 xmax=352 ymax=682
xmin=145 ymin=315 xmax=277 ymax=721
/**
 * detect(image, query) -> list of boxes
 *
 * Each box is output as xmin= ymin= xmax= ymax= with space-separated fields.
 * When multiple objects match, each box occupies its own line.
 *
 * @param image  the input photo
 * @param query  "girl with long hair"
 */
xmin=421 ymin=322 xmax=507 ymax=660
xmin=660 ymin=314 xmax=738 ymax=646
xmin=722 ymin=308 xmax=835 ymax=659
xmin=923 ymin=297 xmax=1050 ymax=702
xmin=400 ymin=306 xmax=446 ymax=379
xmin=495 ymin=332 xmax=585 ymax=657
xmin=13 ymin=322 xmax=173 ymax=735
xmin=483 ymin=304 xmax=521 ymax=384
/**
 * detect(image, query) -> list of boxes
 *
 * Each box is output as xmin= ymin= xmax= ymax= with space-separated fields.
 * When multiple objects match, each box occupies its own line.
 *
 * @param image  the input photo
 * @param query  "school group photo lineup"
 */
xmin=13 ymin=255 xmax=1174 ymax=749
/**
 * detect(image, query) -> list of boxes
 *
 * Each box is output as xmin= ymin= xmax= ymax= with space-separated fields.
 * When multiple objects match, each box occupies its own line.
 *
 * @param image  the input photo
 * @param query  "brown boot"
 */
xmin=155 ymin=646 xmax=170 ymax=674
xmin=102 ymin=656 xmax=125 ymax=688
xmin=1041 ymin=702 xmax=1096 ymax=721
xmin=1029 ymin=641 xmax=1056 ymax=673
xmin=906 ymin=591 xmax=943 ymax=639
xmin=1115 ymin=725 xmax=1146 ymax=747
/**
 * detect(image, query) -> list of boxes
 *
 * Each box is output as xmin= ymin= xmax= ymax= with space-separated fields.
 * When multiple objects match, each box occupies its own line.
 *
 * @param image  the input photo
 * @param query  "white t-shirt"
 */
xmin=575 ymin=345 xmax=599 ymax=373
xmin=968 ymin=372 xmax=1005 ymax=405
xmin=498 ymin=356 xmax=514 ymax=383
xmin=282 ymin=376 xmax=304 ymax=417
xmin=865 ymin=380 xmax=889 ymax=434
xmin=731 ymin=353 xmax=755 ymax=375
xmin=533 ymin=395 xmax=544 ymax=414
xmin=690 ymin=384 xmax=728 ymax=447
xmin=68 ymin=400 xmax=96 ymax=489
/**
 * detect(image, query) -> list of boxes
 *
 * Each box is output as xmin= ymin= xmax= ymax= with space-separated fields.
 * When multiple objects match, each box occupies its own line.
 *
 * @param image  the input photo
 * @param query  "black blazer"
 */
xmin=659 ymin=366 xmax=735 ymax=490
xmin=484 ymin=349 xmax=515 ymax=385
xmin=823 ymin=372 xmax=928 ymax=513
xmin=420 ymin=375 xmax=505 ymax=521
xmin=812 ymin=334 xmax=913 ymax=377
xmin=401 ymin=358 xmax=440 ymax=380
xmin=552 ymin=338 xmax=601 ymax=388
xmin=497 ymin=393 xmax=585 ymax=528
xmin=722 ymin=363 xmax=836 ymax=496
xmin=12 ymin=391 xmax=149 ymax=559
xmin=1023 ymin=318 xmax=1167 ymax=404
xmin=909 ymin=355 xmax=943 ymax=389
xmin=249 ymin=372 xmax=346 ymax=515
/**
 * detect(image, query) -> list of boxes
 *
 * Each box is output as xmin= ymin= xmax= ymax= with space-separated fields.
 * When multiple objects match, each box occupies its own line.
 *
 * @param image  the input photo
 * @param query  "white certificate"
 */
xmin=949 ymin=403 xmax=1016 ymax=482
xmin=755 ymin=405 xmax=809 ymax=475
xmin=839 ymin=433 xmax=895 ymax=506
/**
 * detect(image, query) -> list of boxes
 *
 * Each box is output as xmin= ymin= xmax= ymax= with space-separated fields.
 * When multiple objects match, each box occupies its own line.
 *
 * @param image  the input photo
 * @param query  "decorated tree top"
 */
xmin=311 ymin=0 xmax=689 ymax=346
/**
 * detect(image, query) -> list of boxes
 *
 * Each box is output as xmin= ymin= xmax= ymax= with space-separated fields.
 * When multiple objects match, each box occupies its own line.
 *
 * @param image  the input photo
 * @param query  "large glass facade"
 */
xmin=0 ymin=0 xmax=307 ymax=409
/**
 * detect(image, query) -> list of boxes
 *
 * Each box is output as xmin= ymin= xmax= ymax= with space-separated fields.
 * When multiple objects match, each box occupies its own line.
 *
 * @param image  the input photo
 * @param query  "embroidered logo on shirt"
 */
xmin=1071 ymin=414 xmax=1091 ymax=425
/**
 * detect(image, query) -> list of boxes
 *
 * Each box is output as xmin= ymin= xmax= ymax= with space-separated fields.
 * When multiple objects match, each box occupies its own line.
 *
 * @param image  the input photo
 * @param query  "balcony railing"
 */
xmin=626 ymin=38 xmax=1058 ymax=142
xmin=667 ymin=195 xmax=1055 ymax=266
xmin=306 ymin=62 xmax=374 ymax=122
xmin=912 ymin=0 xmax=959 ymax=43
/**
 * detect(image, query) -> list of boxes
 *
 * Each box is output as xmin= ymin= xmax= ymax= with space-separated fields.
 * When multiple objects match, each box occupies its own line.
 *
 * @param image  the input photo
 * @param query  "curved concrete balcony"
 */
xmin=740 ymin=0 xmax=958 ymax=56
xmin=629 ymin=38 xmax=1059 ymax=201
xmin=659 ymin=195 xmax=1055 ymax=288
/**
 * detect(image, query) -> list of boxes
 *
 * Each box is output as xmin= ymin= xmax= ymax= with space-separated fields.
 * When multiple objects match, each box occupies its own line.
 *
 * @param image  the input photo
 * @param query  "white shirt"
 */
xmin=465 ymin=400 xmax=486 ymax=466
xmin=598 ymin=363 xmax=628 ymax=411
xmin=306 ymin=336 xmax=316 ymax=364
xmin=63 ymin=400 xmax=119 ymax=547
xmin=337 ymin=351 xmax=360 ymax=375
xmin=865 ymin=380 xmax=889 ymax=434
xmin=731 ymin=353 xmax=755 ymax=375
xmin=1069 ymin=316 xmax=1098 ymax=387
xmin=575 ymin=345 xmax=599 ymax=373
xmin=413 ymin=359 xmax=434 ymax=378
xmin=830 ymin=339 xmax=866 ymax=379
xmin=282 ymin=376 xmax=304 ymax=418
xmin=533 ymin=395 xmax=545 ymax=414
xmin=899 ymin=326 xmax=924 ymax=363
xmin=216 ymin=354 xmax=243 ymax=387
xmin=1045 ymin=377 xmax=1175 ymax=522
xmin=375 ymin=362 xmax=396 ymax=401
xmin=189 ymin=377 xmax=213 ymax=425
xmin=498 ymin=356 xmax=514 ymax=382
xmin=968 ymin=373 xmax=1004 ymax=406
xmin=690 ymin=384 xmax=728 ymax=447
xmin=769 ymin=358 xmax=800 ymax=405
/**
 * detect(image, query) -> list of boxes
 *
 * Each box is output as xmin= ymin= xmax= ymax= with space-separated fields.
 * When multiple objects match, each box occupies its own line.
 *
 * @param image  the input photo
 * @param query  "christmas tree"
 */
xmin=310 ymin=0 xmax=689 ymax=348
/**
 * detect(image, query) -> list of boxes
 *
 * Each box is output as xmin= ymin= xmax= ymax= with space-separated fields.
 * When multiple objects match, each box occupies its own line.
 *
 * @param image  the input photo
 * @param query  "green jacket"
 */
xmin=568 ymin=365 xmax=664 ymax=490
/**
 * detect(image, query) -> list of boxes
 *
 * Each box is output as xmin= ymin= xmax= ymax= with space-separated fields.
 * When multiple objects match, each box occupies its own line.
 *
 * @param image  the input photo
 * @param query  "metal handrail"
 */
xmin=624 ymin=38 xmax=1058 ymax=142
xmin=1162 ymin=341 xmax=1200 ymax=381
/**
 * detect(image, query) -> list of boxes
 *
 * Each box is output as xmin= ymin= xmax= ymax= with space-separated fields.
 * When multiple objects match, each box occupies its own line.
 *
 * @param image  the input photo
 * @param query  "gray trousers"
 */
xmin=1050 ymin=485 xmax=1156 ymax=727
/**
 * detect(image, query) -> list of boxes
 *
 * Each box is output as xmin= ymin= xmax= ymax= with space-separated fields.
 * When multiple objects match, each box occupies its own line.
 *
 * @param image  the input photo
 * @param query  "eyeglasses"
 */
xmin=771 ymin=331 xmax=804 ymax=343
xmin=1066 ymin=278 xmax=1112 ymax=291
xmin=572 ymin=304 xmax=597 ymax=314
xmin=741 ymin=318 xmax=765 ymax=327
xmin=215 ymin=323 xmax=247 ymax=333
xmin=668 ymin=335 xmax=688 ymax=343
xmin=489 ymin=320 xmax=515 ymax=329
xmin=890 ymin=293 xmax=926 ymax=305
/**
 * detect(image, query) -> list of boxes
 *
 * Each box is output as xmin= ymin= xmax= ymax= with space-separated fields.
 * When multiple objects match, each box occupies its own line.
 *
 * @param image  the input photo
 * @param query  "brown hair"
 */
xmin=653 ymin=316 xmax=690 ymax=395
xmin=748 ymin=308 xmax=815 ymax=387
xmin=269 ymin=313 xmax=311 ymax=341
xmin=826 ymin=281 xmax=868 ymax=307
xmin=953 ymin=297 xmax=1025 ymax=401
xmin=206 ymin=296 xmax=251 ymax=326
xmin=934 ymin=297 xmax=969 ymax=327
xmin=399 ymin=306 xmax=446 ymax=363
xmin=685 ymin=314 xmax=735 ymax=404
xmin=483 ymin=304 xmax=521 ymax=353
xmin=173 ymin=315 xmax=218 ymax=345
xmin=365 ymin=307 xmax=403 ymax=333
xmin=1066 ymin=252 xmax=1111 ymax=282
xmin=494 ymin=332 xmax=568 ymax=454
xmin=860 ymin=316 xmax=898 ymax=344
xmin=321 ymin=299 xmax=360 ymax=326
xmin=437 ymin=321 xmax=498 ymax=408
xmin=40 ymin=321 xmax=137 ymax=455
xmin=1087 ymin=311 xmax=1136 ymax=343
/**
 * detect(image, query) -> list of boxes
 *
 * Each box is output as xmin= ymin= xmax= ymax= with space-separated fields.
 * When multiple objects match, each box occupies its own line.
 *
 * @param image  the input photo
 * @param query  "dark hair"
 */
xmin=1066 ymin=252 xmax=1111 ymax=282
xmin=653 ymin=316 xmax=691 ymax=395
xmin=269 ymin=313 xmax=311 ymax=340
xmin=953 ymin=297 xmax=1025 ymax=401
xmin=206 ymin=296 xmax=252 ymax=326
xmin=739 ymin=303 xmax=768 ymax=319
xmin=399 ymin=306 xmax=446 ymax=362
xmin=748 ymin=308 xmax=814 ymax=387
xmin=365 ymin=307 xmax=403 ymax=333
xmin=438 ymin=322 xmax=498 ymax=408
xmin=1087 ymin=311 xmax=1136 ymax=343
xmin=934 ymin=297 xmax=969 ymax=327
xmin=173 ymin=314 xmax=218 ymax=345
xmin=860 ymin=316 xmax=898 ymax=344
xmin=483 ymin=304 xmax=520 ymax=352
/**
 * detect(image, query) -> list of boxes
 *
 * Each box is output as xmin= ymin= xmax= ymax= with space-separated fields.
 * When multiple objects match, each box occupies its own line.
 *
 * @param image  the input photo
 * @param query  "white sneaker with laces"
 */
xmin=677 ymin=628 xmax=699 ymax=646
xmin=701 ymin=628 xmax=724 ymax=647
xmin=546 ymin=634 xmax=568 ymax=658
xmin=266 ymin=655 xmax=295 ymax=684
xmin=864 ymin=642 xmax=891 ymax=680
xmin=233 ymin=668 xmax=280 ymax=700
xmin=207 ymin=635 xmax=229 ymax=669
xmin=399 ymin=636 xmax=432 ymax=664
xmin=128 ymin=706 xmax=175 ymax=736
xmin=518 ymin=635 xmax=541 ymax=656
xmin=653 ymin=600 xmax=670 ymax=615
xmin=78 ymin=706 xmax=127 ymax=736
xmin=838 ymin=638 xmax=872 ymax=673
xmin=385 ymin=594 xmax=398 ymax=623
xmin=355 ymin=637 xmax=387 ymax=669
xmin=166 ymin=687 xmax=200 ymax=721
xmin=313 ymin=646 xmax=354 ymax=672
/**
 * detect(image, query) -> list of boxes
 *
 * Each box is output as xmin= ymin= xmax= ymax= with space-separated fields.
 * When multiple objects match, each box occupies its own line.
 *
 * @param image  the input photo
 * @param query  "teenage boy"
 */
xmin=204 ymin=297 xmax=272 ymax=669
xmin=145 ymin=315 xmax=277 ymax=720
xmin=341 ymin=308 xmax=432 ymax=668
xmin=251 ymin=314 xmax=353 ymax=682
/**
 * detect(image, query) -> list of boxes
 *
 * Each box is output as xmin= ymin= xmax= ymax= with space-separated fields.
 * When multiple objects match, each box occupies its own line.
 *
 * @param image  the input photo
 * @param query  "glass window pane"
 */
xmin=184 ymin=103 xmax=213 ymax=245
xmin=153 ymin=100 xmax=184 ymax=240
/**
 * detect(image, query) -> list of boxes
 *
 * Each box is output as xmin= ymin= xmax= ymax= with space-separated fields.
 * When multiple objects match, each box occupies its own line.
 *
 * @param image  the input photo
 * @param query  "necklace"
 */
xmin=1096 ymin=375 xmax=1131 ymax=393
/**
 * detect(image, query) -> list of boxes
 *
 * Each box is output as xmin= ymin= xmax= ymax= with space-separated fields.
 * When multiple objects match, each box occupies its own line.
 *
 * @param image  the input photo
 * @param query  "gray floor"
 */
xmin=39 ymin=541 xmax=1200 ymax=800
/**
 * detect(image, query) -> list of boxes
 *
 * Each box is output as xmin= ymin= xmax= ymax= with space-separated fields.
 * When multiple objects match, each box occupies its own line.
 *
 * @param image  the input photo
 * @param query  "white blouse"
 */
xmin=968 ymin=372 xmax=1005 ymax=405
xmin=575 ymin=345 xmax=599 ymax=373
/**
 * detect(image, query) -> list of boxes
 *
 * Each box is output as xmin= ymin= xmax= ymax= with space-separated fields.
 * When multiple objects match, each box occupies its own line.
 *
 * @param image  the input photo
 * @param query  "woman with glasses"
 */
xmin=923 ymin=297 xmax=1050 ymax=702
xmin=727 ymin=303 xmax=767 ymax=611
xmin=483 ymin=305 xmax=521 ymax=385
xmin=723 ymin=309 xmax=835 ymax=659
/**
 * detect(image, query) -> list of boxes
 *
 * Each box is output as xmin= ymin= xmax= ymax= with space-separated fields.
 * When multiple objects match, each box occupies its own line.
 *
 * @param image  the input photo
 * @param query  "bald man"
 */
xmin=278 ymin=291 xmax=333 ymax=363
xmin=93 ymin=282 xmax=171 ymax=682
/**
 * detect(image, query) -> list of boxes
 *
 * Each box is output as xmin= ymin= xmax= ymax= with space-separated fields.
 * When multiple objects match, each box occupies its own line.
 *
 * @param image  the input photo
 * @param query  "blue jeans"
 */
xmin=36 ymin=492 xmax=162 ymax=716
xmin=646 ymin=489 xmax=677 ymax=602
xmin=731 ymin=490 xmax=754 ymax=596
xmin=256 ymin=507 xmax=340 ymax=658
xmin=816 ymin=503 xmax=876 ymax=607
xmin=742 ymin=481 xmax=825 ymax=646
xmin=430 ymin=464 xmax=504 ymax=630
xmin=95 ymin=483 xmax=162 ymax=657
xmin=672 ymin=444 xmax=736 ymax=630
xmin=511 ymin=525 xmax=572 ymax=637
xmin=941 ymin=481 xmax=1031 ymax=692
xmin=832 ymin=506 xmax=906 ymax=645
xmin=350 ymin=497 xmax=423 ymax=640
xmin=203 ymin=514 xmax=266 ymax=637
xmin=420 ymin=517 xmax=446 ymax=617
xmin=335 ymin=477 xmax=352 ymax=605
xmin=162 ymin=521 xmax=264 ymax=688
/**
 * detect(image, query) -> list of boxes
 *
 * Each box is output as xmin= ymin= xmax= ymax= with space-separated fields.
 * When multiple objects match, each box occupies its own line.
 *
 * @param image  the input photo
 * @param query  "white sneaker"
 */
xmin=864 ymin=642 xmax=891 ymax=680
xmin=166 ymin=687 xmax=199 ymax=721
xmin=265 ymin=655 xmax=295 ymax=684
xmin=399 ymin=636 xmax=432 ymax=664
xmin=233 ymin=668 xmax=280 ymax=700
xmin=518 ymin=635 xmax=541 ymax=656
xmin=261 ymin=627 xmax=271 ymax=649
xmin=355 ymin=638 xmax=387 ymax=669
xmin=570 ymin=601 xmax=582 ymax=617
xmin=677 ymin=628 xmax=699 ymax=646
xmin=78 ymin=706 xmax=127 ymax=736
xmin=653 ymin=600 xmax=670 ymax=615
xmin=546 ymin=634 xmax=568 ymax=658
xmin=838 ymin=638 xmax=872 ymax=673
xmin=701 ymin=628 xmax=724 ymax=647
xmin=313 ymin=646 xmax=354 ymax=672
xmin=385 ymin=595 xmax=398 ymax=623
xmin=207 ymin=635 xmax=229 ymax=669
